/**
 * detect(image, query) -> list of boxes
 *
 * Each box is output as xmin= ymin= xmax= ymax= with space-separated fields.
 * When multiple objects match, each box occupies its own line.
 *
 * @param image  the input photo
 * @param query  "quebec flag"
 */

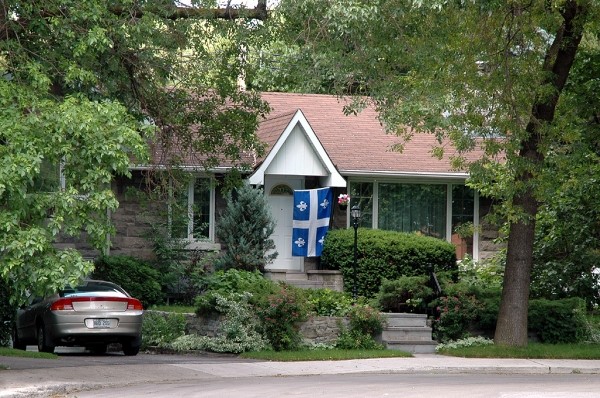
xmin=292 ymin=187 xmax=333 ymax=257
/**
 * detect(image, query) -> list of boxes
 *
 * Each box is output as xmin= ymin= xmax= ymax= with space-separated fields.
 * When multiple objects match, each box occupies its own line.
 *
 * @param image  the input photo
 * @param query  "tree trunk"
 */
xmin=494 ymin=0 xmax=587 ymax=346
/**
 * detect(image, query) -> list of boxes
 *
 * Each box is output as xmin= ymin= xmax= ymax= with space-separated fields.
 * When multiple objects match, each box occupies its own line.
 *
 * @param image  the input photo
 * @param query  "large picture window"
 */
xmin=379 ymin=183 xmax=447 ymax=238
xmin=348 ymin=180 xmax=477 ymax=258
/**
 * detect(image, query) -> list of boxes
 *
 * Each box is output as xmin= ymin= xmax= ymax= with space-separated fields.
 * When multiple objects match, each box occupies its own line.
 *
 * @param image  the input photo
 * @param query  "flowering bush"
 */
xmin=348 ymin=303 xmax=386 ymax=335
xmin=335 ymin=303 xmax=386 ymax=349
xmin=432 ymin=293 xmax=484 ymax=342
xmin=255 ymin=284 xmax=307 ymax=351
xmin=337 ymin=193 xmax=350 ymax=205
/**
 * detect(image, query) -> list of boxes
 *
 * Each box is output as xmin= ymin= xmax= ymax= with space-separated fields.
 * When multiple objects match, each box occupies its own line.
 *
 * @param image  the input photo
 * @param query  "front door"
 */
xmin=265 ymin=177 xmax=303 ymax=271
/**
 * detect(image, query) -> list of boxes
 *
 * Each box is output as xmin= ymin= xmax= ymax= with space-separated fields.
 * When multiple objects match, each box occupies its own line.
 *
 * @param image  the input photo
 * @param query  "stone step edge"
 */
xmin=382 ymin=313 xmax=428 ymax=318
xmin=383 ymin=326 xmax=433 ymax=331
xmin=383 ymin=340 xmax=438 ymax=345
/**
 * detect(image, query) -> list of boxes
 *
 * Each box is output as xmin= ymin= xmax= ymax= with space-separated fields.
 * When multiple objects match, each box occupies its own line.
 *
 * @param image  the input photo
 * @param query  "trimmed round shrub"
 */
xmin=322 ymin=229 xmax=457 ymax=298
xmin=93 ymin=255 xmax=164 ymax=307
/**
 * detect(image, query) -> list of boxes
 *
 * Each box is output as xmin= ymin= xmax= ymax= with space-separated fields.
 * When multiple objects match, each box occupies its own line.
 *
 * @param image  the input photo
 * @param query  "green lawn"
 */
xmin=438 ymin=343 xmax=600 ymax=360
xmin=0 ymin=347 xmax=57 ymax=359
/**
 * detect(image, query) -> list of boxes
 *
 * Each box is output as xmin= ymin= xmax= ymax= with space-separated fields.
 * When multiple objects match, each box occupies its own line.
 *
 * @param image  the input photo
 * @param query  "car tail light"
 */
xmin=50 ymin=297 xmax=144 ymax=311
xmin=126 ymin=298 xmax=143 ymax=311
xmin=51 ymin=298 xmax=74 ymax=311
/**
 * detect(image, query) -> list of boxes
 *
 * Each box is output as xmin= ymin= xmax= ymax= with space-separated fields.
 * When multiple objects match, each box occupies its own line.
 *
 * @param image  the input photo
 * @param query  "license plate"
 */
xmin=92 ymin=319 xmax=112 ymax=329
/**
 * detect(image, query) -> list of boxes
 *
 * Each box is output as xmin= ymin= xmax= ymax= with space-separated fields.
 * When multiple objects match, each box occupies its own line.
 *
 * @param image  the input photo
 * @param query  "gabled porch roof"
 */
xmin=248 ymin=109 xmax=346 ymax=187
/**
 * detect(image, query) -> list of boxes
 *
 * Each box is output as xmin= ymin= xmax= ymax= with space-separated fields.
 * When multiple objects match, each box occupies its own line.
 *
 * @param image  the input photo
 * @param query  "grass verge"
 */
xmin=240 ymin=349 xmax=412 ymax=361
xmin=438 ymin=343 xmax=600 ymax=359
xmin=0 ymin=347 xmax=58 ymax=359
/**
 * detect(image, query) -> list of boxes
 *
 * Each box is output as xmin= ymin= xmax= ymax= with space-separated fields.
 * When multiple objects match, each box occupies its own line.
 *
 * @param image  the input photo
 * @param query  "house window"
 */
xmin=348 ymin=180 xmax=476 ymax=255
xmin=349 ymin=182 xmax=374 ymax=228
xmin=452 ymin=185 xmax=475 ymax=231
xmin=378 ymin=183 xmax=447 ymax=238
xmin=170 ymin=177 xmax=214 ymax=241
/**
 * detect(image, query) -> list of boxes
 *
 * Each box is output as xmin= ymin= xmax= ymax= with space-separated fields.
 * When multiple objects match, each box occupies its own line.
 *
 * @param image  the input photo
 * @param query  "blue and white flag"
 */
xmin=292 ymin=187 xmax=332 ymax=257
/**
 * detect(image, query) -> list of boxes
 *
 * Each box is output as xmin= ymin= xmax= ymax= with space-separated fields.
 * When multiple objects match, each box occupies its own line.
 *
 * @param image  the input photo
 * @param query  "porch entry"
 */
xmin=265 ymin=177 xmax=303 ymax=271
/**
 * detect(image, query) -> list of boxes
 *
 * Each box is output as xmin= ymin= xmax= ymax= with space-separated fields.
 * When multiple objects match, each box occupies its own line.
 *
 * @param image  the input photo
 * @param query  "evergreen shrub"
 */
xmin=528 ymin=297 xmax=590 ymax=343
xmin=93 ymin=255 xmax=164 ymax=307
xmin=374 ymin=275 xmax=433 ymax=313
xmin=322 ymin=229 xmax=457 ymax=298
xmin=215 ymin=185 xmax=277 ymax=272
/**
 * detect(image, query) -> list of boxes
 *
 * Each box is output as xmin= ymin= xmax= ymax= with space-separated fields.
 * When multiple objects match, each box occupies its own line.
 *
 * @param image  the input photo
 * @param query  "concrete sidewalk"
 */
xmin=170 ymin=354 xmax=600 ymax=376
xmin=1 ymin=354 xmax=600 ymax=397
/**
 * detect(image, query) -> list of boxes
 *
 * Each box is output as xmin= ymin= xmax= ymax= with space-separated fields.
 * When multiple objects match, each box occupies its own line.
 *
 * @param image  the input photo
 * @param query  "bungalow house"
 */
xmin=64 ymin=92 xmax=501 ymax=284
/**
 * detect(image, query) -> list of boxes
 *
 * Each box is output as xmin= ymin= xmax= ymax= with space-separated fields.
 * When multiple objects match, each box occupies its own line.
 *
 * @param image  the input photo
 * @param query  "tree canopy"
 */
xmin=0 ymin=0 xmax=269 ymax=304
xmin=264 ymin=0 xmax=600 ymax=346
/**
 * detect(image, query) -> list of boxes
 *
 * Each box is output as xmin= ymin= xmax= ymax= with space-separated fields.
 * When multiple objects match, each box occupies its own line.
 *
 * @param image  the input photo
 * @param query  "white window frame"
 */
xmin=169 ymin=175 xmax=218 ymax=249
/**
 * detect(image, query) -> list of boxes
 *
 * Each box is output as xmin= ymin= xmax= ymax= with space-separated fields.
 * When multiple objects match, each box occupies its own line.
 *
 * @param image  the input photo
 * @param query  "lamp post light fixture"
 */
xmin=350 ymin=205 xmax=361 ymax=300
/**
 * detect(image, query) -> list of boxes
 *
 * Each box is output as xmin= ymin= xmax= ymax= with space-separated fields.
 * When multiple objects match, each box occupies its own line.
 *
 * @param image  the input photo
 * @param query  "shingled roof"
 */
xmin=258 ymin=92 xmax=476 ymax=178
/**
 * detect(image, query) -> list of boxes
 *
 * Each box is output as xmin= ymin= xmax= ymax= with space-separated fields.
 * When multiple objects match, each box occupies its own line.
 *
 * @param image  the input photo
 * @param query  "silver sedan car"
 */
xmin=13 ymin=280 xmax=143 ymax=356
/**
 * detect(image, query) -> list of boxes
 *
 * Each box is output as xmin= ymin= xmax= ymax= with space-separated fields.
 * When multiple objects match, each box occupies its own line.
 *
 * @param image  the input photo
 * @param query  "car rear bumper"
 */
xmin=44 ymin=311 xmax=143 ymax=346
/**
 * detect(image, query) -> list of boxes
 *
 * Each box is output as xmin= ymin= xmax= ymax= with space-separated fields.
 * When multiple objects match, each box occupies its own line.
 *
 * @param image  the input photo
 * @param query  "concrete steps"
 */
xmin=378 ymin=313 xmax=437 ymax=354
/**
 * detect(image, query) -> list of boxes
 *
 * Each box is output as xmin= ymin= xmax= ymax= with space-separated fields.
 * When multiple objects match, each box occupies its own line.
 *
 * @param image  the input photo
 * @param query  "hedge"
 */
xmin=322 ymin=229 xmax=456 ymax=298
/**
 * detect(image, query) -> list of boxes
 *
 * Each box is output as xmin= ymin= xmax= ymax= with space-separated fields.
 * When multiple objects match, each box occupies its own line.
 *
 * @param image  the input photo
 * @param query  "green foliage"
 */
xmin=457 ymin=256 xmax=504 ymax=289
xmin=335 ymin=329 xmax=384 ymax=350
xmin=255 ymin=284 xmax=308 ymax=351
xmin=432 ymin=293 xmax=485 ymax=343
xmin=304 ymin=288 xmax=354 ymax=317
xmin=335 ymin=304 xmax=385 ymax=350
xmin=532 ymin=148 xmax=600 ymax=308
xmin=528 ymin=298 xmax=591 ymax=344
xmin=194 ymin=269 xmax=279 ymax=315
xmin=215 ymin=185 xmax=278 ymax=272
xmin=92 ymin=255 xmax=164 ymax=307
xmin=373 ymin=275 xmax=433 ymax=314
xmin=322 ymin=228 xmax=456 ymax=298
xmin=347 ymin=303 xmax=385 ymax=336
xmin=0 ymin=279 xmax=15 ymax=347
xmin=171 ymin=293 xmax=269 ymax=354
xmin=433 ymin=282 xmax=591 ymax=344
xmin=141 ymin=311 xmax=187 ymax=349
xmin=1 ymin=1 xmax=269 ymax=305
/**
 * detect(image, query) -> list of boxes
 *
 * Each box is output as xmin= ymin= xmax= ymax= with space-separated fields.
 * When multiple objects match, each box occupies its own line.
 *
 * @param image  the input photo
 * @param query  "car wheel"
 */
xmin=122 ymin=341 xmax=140 ymax=356
xmin=37 ymin=324 xmax=55 ymax=354
xmin=88 ymin=344 xmax=108 ymax=355
xmin=12 ymin=325 xmax=27 ymax=350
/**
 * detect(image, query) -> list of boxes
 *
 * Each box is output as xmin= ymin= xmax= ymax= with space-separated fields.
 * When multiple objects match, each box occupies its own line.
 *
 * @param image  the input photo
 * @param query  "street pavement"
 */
xmin=1 ymin=350 xmax=600 ymax=397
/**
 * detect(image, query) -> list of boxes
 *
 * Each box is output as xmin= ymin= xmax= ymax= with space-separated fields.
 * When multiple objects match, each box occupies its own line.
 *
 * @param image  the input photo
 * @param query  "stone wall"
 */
xmin=150 ymin=311 xmax=348 ymax=346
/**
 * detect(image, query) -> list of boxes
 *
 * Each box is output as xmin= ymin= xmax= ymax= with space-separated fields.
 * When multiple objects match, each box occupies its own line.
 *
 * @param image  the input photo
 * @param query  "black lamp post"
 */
xmin=350 ymin=205 xmax=361 ymax=300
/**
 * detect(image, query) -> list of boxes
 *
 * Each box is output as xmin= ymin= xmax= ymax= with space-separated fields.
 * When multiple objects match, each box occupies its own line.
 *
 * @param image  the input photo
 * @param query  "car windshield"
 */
xmin=59 ymin=281 xmax=129 ymax=298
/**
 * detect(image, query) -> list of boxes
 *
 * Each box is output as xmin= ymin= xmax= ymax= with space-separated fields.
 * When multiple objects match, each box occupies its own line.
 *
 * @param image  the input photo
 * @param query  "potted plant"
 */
xmin=337 ymin=194 xmax=350 ymax=211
